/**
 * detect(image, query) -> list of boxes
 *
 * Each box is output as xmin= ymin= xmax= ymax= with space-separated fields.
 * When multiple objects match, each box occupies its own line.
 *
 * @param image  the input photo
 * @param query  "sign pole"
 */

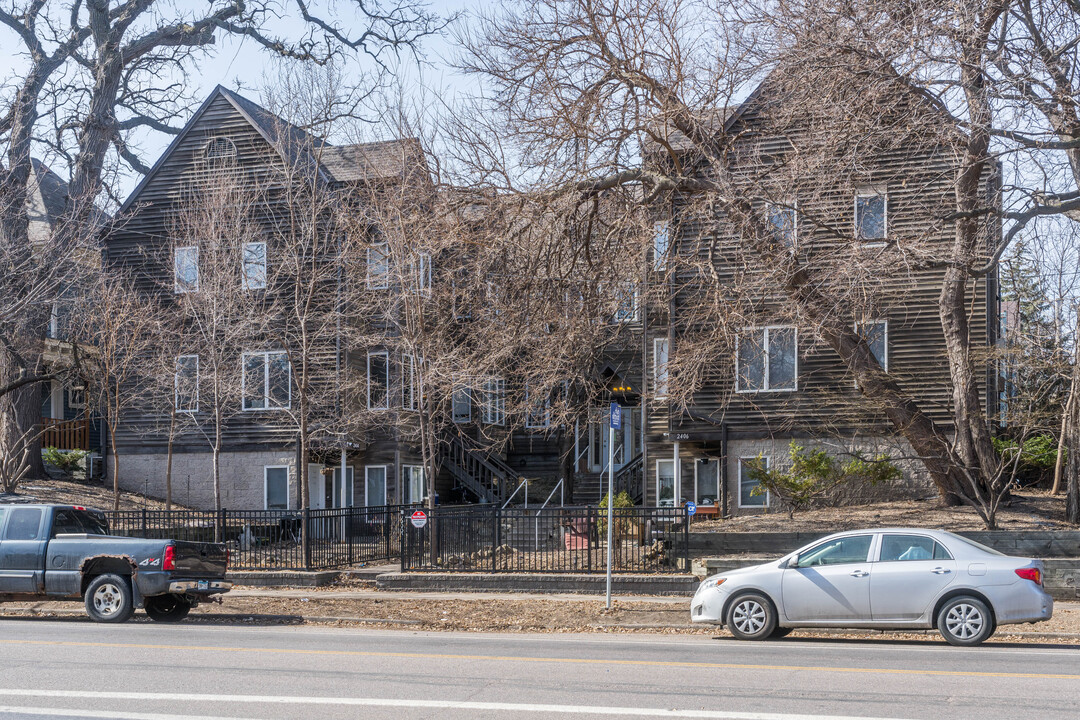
xmin=605 ymin=402 xmax=621 ymax=610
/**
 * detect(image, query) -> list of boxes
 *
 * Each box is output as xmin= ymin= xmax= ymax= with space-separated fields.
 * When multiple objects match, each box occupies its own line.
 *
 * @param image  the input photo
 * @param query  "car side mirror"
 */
xmin=786 ymin=554 xmax=799 ymax=569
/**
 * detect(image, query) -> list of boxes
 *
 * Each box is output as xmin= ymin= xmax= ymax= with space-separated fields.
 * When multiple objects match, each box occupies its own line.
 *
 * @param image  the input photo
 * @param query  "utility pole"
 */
xmin=606 ymin=401 xmax=621 ymax=609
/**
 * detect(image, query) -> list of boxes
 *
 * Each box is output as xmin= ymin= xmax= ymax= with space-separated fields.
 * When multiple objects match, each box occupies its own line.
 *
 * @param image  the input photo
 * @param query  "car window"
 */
xmin=5 ymin=508 xmax=43 ymax=541
xmin=946 ymin=533 xmax=1004 ymax=557
xmin=879 ymin=534 xmax=937 ymax=562
xmin=796 ymin=535 xmax=873 ymax=568
xmin=52 ymin=509 xmax=110 ymax=537
xmin=0 ymin=507 xmax=7 ymax=536
xmin=933 ymin=542 xmax=953 ymax=560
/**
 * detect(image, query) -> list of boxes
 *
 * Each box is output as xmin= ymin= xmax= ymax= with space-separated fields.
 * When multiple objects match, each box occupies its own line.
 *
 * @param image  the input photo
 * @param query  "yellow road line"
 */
xmin=2 ymin=638 xmax=1078 ymax=681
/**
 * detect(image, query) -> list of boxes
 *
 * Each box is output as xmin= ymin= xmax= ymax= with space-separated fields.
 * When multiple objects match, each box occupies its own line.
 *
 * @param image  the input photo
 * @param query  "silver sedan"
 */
xmin=690 ymin=528 xmax=1053 ymax=646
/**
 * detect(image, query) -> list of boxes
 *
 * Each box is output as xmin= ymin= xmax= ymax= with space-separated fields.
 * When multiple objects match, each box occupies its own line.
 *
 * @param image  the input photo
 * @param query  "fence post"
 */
xmin=346 ymin=508 xmax=354 ymax=568
xmin=302 ymin=507 xmax=311 ymax=570
xmin=683 ymin=508 xmax=690 ymax=573
xmin=400 ymin=507 xmax=407 ymax=573
xmin=140 ymin=508 xmax=147 ymax=536
xmin=492 ymin=505 xmax=499 ymax=572
xmin=587 ymin=506 xmax=593 ymax=574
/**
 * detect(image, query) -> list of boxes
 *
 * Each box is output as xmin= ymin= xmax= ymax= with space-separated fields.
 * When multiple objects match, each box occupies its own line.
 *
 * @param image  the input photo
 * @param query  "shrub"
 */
xmin=597 ymin=490 xmax=636 ymax=537
xmin=42 ymin=447 xmax=89 ymax=474
xmin=746 ymin=443 xmax=902 ymax=519
xmin=993 ymin=434 xmax=1062 ymax=487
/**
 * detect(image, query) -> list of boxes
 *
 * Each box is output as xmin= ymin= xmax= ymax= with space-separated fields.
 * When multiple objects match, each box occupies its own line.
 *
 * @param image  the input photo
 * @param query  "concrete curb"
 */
xmin=375 ymin=572 xmax=699 ymax=596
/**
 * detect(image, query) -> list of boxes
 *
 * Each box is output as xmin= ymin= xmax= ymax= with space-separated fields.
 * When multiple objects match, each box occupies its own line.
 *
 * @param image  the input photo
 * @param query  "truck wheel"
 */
xmin=145 ymin=594 xmax=192 ymax=623
xmin=84 ymin=574 xmax=134 ymax=623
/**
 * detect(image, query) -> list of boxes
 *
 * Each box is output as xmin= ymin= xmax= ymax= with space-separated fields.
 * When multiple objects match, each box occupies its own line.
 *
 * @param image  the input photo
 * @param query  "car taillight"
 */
xmin=1015 ymin=567 xmax=1041 ymax=586
xmin=163 ymin=545 xmax=176 ymax=571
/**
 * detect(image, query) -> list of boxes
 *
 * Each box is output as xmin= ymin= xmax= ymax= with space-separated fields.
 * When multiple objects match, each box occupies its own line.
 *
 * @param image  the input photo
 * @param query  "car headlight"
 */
xmin=699 ymin=577 xmax=727 ymax=592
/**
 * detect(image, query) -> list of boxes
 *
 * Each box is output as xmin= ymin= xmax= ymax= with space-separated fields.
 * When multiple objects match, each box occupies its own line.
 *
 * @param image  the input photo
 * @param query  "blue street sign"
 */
xmin=610 ymin=402 xmax=622 ymax=430
xmin=686 ymin=501 xmax=697 ymax=516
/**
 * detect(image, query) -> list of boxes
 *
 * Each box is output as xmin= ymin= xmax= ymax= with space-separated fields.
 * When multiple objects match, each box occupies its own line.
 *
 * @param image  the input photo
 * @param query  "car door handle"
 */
xmin=932 ymin=568 xmax=952 ymax=575
xmin=849 ymin=570 xmax=869 ymax=577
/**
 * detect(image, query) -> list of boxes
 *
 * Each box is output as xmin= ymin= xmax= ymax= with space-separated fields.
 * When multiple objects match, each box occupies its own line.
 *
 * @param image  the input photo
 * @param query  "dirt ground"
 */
xmin=692 ymin=489 xmax=1071 ymax=532
xmin=0 ymin=476 xmax=192 ymax=512
xmin=8 ymin=589 xmax=1075 ymax=645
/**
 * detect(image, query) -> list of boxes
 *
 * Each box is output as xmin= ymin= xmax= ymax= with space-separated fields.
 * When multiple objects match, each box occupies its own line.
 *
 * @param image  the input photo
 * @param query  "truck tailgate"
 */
xmin=172 ymin=541 xmax=228 ymax=577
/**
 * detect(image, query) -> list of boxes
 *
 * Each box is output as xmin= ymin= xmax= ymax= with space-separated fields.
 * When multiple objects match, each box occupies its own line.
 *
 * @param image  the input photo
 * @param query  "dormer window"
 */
xmin=204 ymin=137 xmax=237 ymax=165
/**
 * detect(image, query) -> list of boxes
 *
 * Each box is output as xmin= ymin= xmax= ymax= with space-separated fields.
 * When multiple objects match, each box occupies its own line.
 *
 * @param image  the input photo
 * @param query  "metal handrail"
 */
xmin=501 ymin=478 xmax=528 ymax=508
xmin=534 ymin=478 xmax=565 ymax=549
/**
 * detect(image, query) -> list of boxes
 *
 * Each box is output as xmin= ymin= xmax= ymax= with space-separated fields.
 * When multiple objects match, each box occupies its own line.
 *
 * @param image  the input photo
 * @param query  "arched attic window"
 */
xmin=203 ymin=137 xmax=237 ymax=167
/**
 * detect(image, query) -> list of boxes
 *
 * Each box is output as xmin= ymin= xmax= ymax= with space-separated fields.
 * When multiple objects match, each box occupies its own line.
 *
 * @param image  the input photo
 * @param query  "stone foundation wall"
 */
xmin=727 ymin=436 xmax=935 ymax=517
xmin=108 ymin=450 xmax=297 ymax=510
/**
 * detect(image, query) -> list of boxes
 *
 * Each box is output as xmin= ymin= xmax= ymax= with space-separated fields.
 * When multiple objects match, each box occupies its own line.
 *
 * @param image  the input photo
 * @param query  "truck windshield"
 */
xmin=52 ymin=509 xmax=110 ymax=537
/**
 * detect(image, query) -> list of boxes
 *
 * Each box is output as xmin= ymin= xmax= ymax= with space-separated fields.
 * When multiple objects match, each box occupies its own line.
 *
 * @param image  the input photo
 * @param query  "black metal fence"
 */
xmin=401 ymin=505 xmax=690 ymax=574
xmin=104 ymin=506 xmax=416 ymax=571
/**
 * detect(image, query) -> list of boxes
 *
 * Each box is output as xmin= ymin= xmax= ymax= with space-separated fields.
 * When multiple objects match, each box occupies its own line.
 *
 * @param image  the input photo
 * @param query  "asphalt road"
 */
xmin=0 ymin=618 xmax=1077 ymax=720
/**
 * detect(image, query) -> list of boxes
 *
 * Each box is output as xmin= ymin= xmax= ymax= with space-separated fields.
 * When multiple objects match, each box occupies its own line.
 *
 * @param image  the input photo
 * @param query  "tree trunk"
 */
xmin=165 ymin=408 xmax=176 ymax=510
xmin=1054 ymin=313 xmax=1080 ymax=495
xmin=109 ymin=427 xmax=121 ymax=512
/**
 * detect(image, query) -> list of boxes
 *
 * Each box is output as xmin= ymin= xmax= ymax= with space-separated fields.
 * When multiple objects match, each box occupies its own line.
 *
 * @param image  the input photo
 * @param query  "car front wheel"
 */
xmin=937 ymin=596 xmax=994 ymax=646
xmin=145 ymin=594 xmax=193 ymax=622
xmin=725 ymin=593 xmax=777 ymax=640
xmin=84 ymin=574 xmax=135 ymax=623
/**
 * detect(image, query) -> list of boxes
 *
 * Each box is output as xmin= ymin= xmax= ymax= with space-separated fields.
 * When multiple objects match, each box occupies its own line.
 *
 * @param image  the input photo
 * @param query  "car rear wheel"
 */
xmin=937 ymin=596 xmax=994 ymax=646
xmin=145 ymin=594 xmax=193 ymax=622
xmin=725 ymin=593 xmax=777 ymax=641
xmin=84 ymin=574 xmax=134 ymax=623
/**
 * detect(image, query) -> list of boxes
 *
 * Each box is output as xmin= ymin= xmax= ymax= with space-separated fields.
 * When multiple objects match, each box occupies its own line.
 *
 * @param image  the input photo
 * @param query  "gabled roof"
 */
xmin=120 ymin=86 xmax=430 ymax=213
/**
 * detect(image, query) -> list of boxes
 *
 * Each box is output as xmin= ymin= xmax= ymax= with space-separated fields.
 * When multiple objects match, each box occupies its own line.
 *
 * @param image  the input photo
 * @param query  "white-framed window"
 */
xmin=738 ymin=456 xmax=769 ymax=508
xmin=612 ymin=283 xmax=639 ymax=323
xmin=367 ymin=350 xmax=389 ymax=410
xmin=767 ymin=203 xmax=797 ymax=247
xmin=855 ymin=190 xmax=887 ymax=243
xmin=367 ymin=241 xmax=390 ymax=289
xmin=174 ymin=246 xmax=199 ymax=293
xmin=66 ymin=383 xmax=86 ymax=410
xmin=264 ymin=466 xmax=290 ymax=510
xmin=653 ymin=221 xmax=670 ymax=270
xmin=654 ymin=337 xmax=670 ymax=398
xmin=242 ymin=351 xmax=291 ymax=411
xmin=695 ymin=458 xmax=720 ymax=505
xmin=365 ymin=465 xmax=387 ymax=507
xmin=409 ymin=253 xmax=431 ymax=293
xmin=855 ymin=320 xmax=888 ymax=371
xmin=242 ymin=241 xmax=267 ymax=290
xmin=402 ymin=465 xmax=425 ymax=504
xmin=333 ymin=466 xmax=355 ymax=507
xmin=452 ymin=386 xmax=472 ymax=423
xmin=174 ymin=354 xmax=199 ymax=412
xmin=525 ymin=381 xmax=551 ymax=429
xmin=656 ymin=459 xmax=676 ymax=508
xmin=402 ymin=354 xmax=418 ymax=411
xmin=482 ymin=377 xmax=505 ymax=426
xmin=736 ymin=326 xmax=797 ymax=392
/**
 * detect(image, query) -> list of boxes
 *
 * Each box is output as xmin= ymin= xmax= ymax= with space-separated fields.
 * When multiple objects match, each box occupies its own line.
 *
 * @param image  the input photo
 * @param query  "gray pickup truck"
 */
xmin=0 ymin=504 xmax=230 ymax=623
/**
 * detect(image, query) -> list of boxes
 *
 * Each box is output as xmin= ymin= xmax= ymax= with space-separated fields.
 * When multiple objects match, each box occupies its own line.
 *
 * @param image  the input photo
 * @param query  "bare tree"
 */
xmin=82 ymin=270 xmax=161 ymax=510
xmin=1 ymin=0 xmax=445 ymax=485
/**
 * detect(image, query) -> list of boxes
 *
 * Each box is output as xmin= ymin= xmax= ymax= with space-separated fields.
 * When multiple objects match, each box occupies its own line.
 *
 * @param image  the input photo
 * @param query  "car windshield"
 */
xmin=944 ymin=532 xmax=1004 ymax=557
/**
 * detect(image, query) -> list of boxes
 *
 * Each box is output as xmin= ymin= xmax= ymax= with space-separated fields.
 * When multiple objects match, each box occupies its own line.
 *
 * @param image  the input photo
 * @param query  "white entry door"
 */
xmin=307 ymin=464 xmax=326 ymax=509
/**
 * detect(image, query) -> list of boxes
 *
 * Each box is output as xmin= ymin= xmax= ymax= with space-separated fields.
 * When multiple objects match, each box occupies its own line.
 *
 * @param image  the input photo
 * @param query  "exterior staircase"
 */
xmin=571 ymin=452 xmax=643 ymax=505
xmin=443 ymin=435 xmax=525 ymax=505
